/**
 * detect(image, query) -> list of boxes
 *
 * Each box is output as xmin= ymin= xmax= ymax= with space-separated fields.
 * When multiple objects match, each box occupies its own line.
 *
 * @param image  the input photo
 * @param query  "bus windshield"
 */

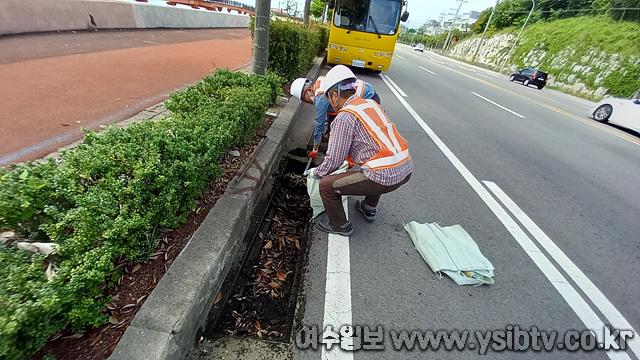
xmin=333 ymin=0 xmax=402 ymax=35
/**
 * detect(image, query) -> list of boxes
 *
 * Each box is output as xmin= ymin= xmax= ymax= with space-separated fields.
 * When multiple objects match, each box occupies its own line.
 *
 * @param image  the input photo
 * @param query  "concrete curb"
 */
xmin=109 ymin=57 xmax=323 ymax=360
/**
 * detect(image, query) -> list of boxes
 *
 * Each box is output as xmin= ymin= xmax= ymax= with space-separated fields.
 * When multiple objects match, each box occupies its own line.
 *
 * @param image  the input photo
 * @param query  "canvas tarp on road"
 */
xmin=404 ymin=221 xmax=494 ymax=285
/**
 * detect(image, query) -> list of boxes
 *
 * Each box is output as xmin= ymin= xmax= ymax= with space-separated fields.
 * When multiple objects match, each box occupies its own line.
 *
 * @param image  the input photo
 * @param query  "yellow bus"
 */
xmin=327 ymin=0 xmax=409 ymax=72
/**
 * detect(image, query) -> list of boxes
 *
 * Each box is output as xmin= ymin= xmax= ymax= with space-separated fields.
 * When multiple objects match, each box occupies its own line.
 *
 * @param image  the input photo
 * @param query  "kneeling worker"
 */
xmin=311 ymin=65 xmax=413 ymax=236
xmin=290 ymin=75 xmax=380 ymax=158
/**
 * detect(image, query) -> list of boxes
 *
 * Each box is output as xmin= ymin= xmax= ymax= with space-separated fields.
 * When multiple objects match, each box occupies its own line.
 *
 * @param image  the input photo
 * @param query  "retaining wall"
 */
xmin=0 ymin=0 xmax=249 ymax=36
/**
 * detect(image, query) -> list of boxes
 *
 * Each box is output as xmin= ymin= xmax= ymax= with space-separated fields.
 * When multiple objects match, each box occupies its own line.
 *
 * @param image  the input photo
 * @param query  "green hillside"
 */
xmin=451 ymin=16 xmax=640 ymax=98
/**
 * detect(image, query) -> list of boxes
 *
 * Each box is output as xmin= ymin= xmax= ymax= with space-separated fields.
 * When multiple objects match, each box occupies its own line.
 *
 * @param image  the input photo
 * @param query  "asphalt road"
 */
xmin=0 ymin=28 xmax=251 ymax=165
xmin=294 ymin=45 xmax=640 ymax=359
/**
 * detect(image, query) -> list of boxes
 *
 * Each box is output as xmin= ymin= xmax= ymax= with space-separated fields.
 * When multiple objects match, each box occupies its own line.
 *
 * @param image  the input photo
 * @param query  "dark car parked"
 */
xmin=510 ymin=68 xmax=548 ymax=90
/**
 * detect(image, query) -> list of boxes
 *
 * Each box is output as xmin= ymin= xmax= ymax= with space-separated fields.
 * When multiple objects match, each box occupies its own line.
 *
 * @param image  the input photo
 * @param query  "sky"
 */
xmin=241 ymin=0 xmax=498 ymax=28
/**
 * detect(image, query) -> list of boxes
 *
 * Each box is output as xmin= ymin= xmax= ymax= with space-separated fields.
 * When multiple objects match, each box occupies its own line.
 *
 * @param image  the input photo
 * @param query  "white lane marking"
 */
xmin=378 ymin=77 xmax=632 ymax=360
xmin=475 ymin=72 xmax=493 ymax=80
xmin=380 ymin=74 xmax=407 ymax=97
xmin=321 ymin=205 xmax=353 ymax=360
xmin=418 ymin=66 xmax=436 ymax=75
xmin=430 ymin=59 xmax=445 ymax=65
xmin=396 ymin=55 xmax=406 ymax=60
xmin=484 ymin=181 xmax=640 ymax=358
xmin=471 ymin=91 xmax=526 ymax=119
xmin=456 ymin=64 xmax=476 ymax=72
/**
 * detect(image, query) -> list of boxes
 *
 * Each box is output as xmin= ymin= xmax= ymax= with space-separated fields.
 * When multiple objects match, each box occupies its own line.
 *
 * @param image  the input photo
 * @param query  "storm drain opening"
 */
xmin=191 ymin=154 xmax=312 ymax=358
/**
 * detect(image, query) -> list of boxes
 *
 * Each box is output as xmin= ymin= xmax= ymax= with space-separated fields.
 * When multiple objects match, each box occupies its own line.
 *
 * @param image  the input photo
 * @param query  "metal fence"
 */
xmin=206 ymin=0 xmax=255 ymax=12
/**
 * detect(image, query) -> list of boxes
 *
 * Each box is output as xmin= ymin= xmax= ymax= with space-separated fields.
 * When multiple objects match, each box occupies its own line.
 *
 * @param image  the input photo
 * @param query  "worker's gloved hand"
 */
xmin=308 ymin=143 xmax=319 ymax=159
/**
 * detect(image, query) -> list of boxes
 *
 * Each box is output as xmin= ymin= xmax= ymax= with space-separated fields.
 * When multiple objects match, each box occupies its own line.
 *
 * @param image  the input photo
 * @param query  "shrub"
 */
xmin=267 ymin=20 xmax=325 ymax=80
xmin=0 ymin=69 xmax=283 ymax=359
xmin=603 ymin=62 xmax=640 ymax=97
xmin=248 ymin=18 xmax=327 ymax=80
xmin=313 ymin=23 xmax=329 ymax=55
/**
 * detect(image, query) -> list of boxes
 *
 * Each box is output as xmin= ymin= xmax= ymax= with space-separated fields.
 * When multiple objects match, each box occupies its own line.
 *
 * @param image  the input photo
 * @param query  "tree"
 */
xmin=252 ymin=0 xmax=271 ymax=75
xmin=608 ymin=0 xmax=640 ymax=21
xmin=310 ymin=0 xmax=325 ymax=18
xmin=471 ymin=7 xmax=493 ymax=33
xmin=492 ymin=0 xmax=531 ymax=29
xmin=303 ymin=0 xmax=312 ymax=26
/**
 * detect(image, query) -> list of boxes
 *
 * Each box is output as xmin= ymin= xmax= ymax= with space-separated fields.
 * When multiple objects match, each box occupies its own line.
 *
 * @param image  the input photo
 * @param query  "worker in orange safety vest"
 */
xmin=290 ymin=75 xmax=380 ymax=159
xmin=308 ymin=65 xmax=413 ymax=236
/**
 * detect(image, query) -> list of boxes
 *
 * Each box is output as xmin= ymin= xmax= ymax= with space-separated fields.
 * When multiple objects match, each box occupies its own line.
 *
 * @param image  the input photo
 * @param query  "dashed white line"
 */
xmin=430 ymin=59 xmax=445 ymax=65
xmin=471 ymin=91 xmax=526 ymax=118
xmin=395 ymin=55 xmax=406 ymax=60
xmin=379 ymin=76 xmax=633 ymax=360
xmin=456 ymin=64 xmax=476 ymax=72
xmin=321 ymin=205 xmax=353 ymax=360
xmin=380 ymin=74 xmax=407 ymax=97
xmin=485 ymin=181 xmax=640 ymax=359
xmin=418 ymin=66 xmax=436 ymax=75
xmin=475 ymin=72 xmax=494 ymax=80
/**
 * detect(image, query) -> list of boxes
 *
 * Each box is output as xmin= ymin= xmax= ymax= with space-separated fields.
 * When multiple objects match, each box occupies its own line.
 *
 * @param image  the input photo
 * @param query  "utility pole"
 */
xmin=322 ymin=1 xmax=328 ymax=23
xmin=252 ymin=0 xmax=271 ymax=75
xmin=472 ymin=0 xmax=499 ymax=62
xmin=499 ymin=0 xmax=535 ymax=73
xmin=437 ymin=10 xmax=446 ymax=36
xmin=443 ymin=0 xmax=466 ymax=53
xmin=303 ymin=0 xmax=311 ymax=26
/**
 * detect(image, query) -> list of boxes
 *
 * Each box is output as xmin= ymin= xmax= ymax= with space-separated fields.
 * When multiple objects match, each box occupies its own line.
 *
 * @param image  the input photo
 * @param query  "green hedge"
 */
xmin=0 ymin=70 xmax=283 ymax=359
xmin=267 ymin=20 xmax=328 ymax=80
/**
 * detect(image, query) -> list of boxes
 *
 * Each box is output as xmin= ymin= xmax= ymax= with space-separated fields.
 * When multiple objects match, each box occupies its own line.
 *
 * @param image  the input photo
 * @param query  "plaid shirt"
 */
xmin=316 ymin=110 xmax=413 ymax=186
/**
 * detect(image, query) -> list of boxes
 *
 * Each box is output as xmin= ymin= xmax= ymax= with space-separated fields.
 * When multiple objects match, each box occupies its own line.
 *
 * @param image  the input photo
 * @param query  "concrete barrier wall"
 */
xmin=0 ymin=0 xmax=249 ymax=36
xmin=132 ymin=4 xmax=248 ymax=29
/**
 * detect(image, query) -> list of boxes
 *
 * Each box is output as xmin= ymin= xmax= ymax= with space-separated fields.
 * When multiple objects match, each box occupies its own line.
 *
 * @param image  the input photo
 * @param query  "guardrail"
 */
xmin=139 ymin=0 xmax=255 ymax=16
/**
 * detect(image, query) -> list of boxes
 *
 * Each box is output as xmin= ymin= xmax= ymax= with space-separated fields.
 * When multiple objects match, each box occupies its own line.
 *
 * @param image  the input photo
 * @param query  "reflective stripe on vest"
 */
xmin=314 ymin=76 xmax=325 ymax=97
xmin=354 ymin=79 xmax=366 ymax=98
xmin=341 ymin=98 xmax=410 ymax=170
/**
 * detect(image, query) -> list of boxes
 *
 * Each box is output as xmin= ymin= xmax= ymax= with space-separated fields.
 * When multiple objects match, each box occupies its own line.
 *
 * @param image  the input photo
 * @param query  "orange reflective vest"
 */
xmin=314 ymin=76 xmax=338 ymax=116
xmin=313 ymin=76 xmax=326 ymax=97
xmin=341 ymin=98 xmax=410 ymax=171
xmin=314 ymin=77 xmax=366 ymax=98
xmin=353 ymin=79 xmax=366 ymax=98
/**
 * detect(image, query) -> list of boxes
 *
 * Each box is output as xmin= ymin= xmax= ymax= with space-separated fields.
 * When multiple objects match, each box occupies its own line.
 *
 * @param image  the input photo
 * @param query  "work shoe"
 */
xmin=317 ymin=217 xmax=354 ymax=236
xmin=355 ymin=200 xmax=376 ymax=222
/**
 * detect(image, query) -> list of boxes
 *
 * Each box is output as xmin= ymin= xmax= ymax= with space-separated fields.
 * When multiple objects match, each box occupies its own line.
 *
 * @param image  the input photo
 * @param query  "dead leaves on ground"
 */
xmin=221 ymin=172 xmax=310 ymax=339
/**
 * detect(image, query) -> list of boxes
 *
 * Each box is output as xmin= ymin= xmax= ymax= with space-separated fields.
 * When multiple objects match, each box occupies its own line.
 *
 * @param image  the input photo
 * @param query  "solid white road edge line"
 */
xmin=321 ymin=203 xmax=353 ymax=360
xmin=484 ymin=181 xmax=640 ymax=358
xmin=380 ymin=74 xmax=408 ymax=97
xmin=471 ymin=91 xmax=526 ymax=119
xmin=378 ymin=77 xmax=631 ymax=360
xmin=418 ymin=65 xmax=436 ymax=75
xmin=430 ymin=59 xmax=445 ymax=65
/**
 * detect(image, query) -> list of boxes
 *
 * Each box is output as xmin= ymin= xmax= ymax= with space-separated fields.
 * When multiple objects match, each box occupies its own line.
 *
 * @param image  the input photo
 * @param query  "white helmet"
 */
xmin=290 ymin=77 xmax=309 ymax=101
xmin=322 ymin=65 xmax=356 ymax=95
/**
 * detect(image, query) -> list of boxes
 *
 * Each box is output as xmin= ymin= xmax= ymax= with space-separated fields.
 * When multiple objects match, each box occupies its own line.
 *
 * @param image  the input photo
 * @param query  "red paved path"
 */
xmin=0 ymin=28 xmax=252 ymax=165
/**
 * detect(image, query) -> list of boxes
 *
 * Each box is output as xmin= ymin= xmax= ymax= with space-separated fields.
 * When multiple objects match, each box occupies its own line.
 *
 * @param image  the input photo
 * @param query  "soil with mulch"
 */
xmin=214 ymin=170 xmax=311 ymax=342
xmin=34 ymin=116 xmax=276 ymax=360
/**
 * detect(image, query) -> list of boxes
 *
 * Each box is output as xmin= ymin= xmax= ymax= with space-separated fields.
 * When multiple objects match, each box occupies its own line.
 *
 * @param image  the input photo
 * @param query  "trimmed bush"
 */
xmin=267 ymin=20 xmax=327 ymax=80
xmin=0 ymin=70 xmax=283 ymax=360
